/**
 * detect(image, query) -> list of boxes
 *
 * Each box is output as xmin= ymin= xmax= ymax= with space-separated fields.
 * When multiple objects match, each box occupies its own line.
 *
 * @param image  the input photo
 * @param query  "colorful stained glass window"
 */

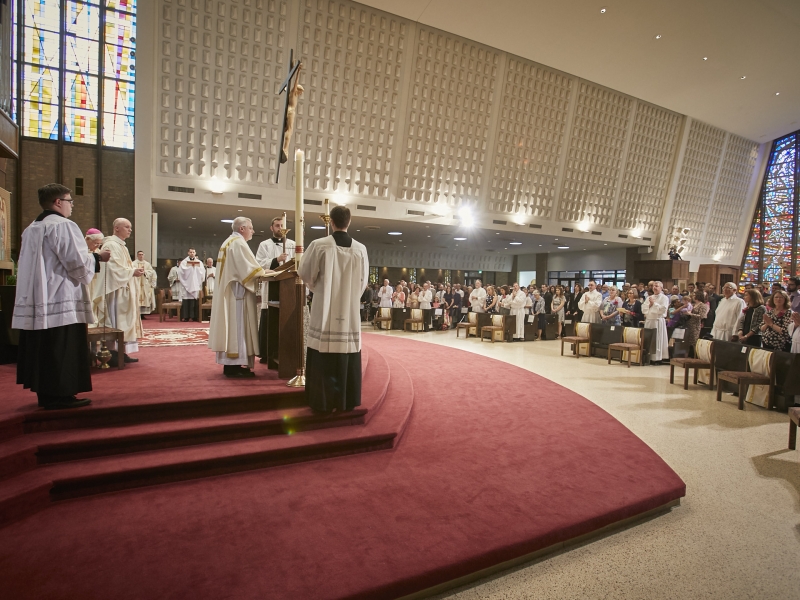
xmin=741 ymin=131 xmax=799 ymax=287
xmin=15 ymin=0 xmax=136 ymax=147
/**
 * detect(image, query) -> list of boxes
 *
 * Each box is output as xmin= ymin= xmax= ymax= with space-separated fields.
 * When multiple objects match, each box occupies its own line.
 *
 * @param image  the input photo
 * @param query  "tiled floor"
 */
xmin=365 ymin=325 xmax=800 ymax=600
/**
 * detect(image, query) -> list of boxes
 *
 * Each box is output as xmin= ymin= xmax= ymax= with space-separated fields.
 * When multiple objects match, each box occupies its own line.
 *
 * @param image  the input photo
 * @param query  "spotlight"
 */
xmin=458 ymin=206 xmax=474 ymax=227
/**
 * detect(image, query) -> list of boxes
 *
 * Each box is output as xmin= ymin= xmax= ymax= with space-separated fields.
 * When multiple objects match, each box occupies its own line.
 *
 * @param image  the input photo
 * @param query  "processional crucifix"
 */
xmin=275 ymin=49 xmax=303 ymax=184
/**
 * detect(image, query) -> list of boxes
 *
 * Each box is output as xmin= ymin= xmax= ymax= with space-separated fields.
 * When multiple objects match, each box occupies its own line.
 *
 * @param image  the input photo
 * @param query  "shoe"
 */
xmin=44 ymin=397 xmax=92 ymax=410
xmin=123 ymin=354 xmax=139 ymax=364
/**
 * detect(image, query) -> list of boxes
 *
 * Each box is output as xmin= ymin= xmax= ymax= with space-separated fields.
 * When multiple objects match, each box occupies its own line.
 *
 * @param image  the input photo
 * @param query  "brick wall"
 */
xmin=100 ymin=148 xmax=135 ymax=254
xmin=20 ymin=140 xmax=57 ymax=230
xmin=62 ymin=144 xmax=98 ymax=236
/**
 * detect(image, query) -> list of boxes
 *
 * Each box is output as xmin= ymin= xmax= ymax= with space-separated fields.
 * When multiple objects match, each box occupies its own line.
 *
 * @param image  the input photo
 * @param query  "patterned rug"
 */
xmin=140 ymin=328 xmax=209 ymax=347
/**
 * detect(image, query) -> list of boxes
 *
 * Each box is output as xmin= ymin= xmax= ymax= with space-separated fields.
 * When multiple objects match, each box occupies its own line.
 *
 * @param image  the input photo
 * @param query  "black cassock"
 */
xmin=305 ymin=231 xmax=362 ymax=413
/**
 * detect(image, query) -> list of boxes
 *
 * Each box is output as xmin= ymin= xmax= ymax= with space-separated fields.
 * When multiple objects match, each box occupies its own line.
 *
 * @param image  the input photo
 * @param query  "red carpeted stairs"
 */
xmin=0 ymin=341 xmax=413 ymax=526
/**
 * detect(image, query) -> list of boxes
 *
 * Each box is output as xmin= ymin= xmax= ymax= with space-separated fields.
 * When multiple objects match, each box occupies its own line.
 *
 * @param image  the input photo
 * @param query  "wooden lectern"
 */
xmin=263 ymin=269 xmax=303 ymax=379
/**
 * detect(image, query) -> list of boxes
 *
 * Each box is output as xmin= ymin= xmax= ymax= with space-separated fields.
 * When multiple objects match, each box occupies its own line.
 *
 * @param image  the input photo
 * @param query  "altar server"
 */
xmin=13 ymin=184 xmax=110 ymax=409
xmin=178 ymin=248 xmax=205 ymax=321
xmin=208 ymin=217 xmax=266 ymax=377
xmin=642 ymin=280 xmax=670 ymax=364
xmin=205 ymin=257 xmax=216 ymax=296
xmin=509 ymin=283 xmax=528 ymax=340
xmin=168 ymin=261 xmax=182 ymax=301
xmin=298 ymin=205 xmax=369 ymax=413
xmin=711 ymin=282 xmax=746 ymax=341
xmin=85 ymin=228 xmax=105 ymax=301
xmin=578 ymin=281 xmax=603 ymax=323
xmin=470 ymin=280 xmax=487 ymax=313
xmin=134 ymin=250 xmax=157 ymax=317
xmin=92 ymin=218 xmax=145 ymax=365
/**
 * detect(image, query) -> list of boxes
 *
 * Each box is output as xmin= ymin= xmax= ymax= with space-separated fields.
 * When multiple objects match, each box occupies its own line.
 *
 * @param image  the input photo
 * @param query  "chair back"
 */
xmin=745 ymin=349 xmax=775 ymax=408
xmin=575 ymin=322 xmax=591 ymax=356
xmin=379 ymin=307 xmax=392 ymax=329
xmin=695 ymin=339 xmax=714 ymax=385
xmin=620 ymin=326 xmax=643 ymax=363
xmin=491 ymin=314 xmax=504 ymax=341
xmin=468 ymin=312 xmax=477 ymax=324
xmin=410 ymin=308 xmax=424 ymax=331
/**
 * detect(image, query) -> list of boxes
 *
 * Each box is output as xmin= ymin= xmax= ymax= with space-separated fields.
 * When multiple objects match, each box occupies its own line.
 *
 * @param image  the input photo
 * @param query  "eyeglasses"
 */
xmin=58 ymin=198 xmax=74 ymax=205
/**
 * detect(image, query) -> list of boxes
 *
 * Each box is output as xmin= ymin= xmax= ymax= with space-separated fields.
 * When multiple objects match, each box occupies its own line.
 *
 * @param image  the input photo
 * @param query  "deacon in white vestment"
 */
xmin=168 ymin=263 xmax=182 ymax=301
xmin=208 ymin=217 xmax=266 ymax=377
xmin=711 ymin=282 xmax=747 ymax=341
xmin=14 ymin=184 xmax=110 ymax=409
xmin=91 ymin=218 xmax=144 ymax=364
xmin=578 ymin=281 xmax=603 ymax=323
xmin=177 ymin=248 xmax=205 ymax=321
xmin=298 ymin=206 xmax=369 ymax=413
xmin=377 ymin=279 xmax=393 ymax=308
xmin=509 ymin=283 xmax=528 ymax=340
xmin=470 ymin=280 xmax=487 ymax=313
xmin=204 ymin=257 xmax=216 ymax=296
xmin=642 ymin=281 xmax=670 ymax=363
xmin=133 ymin=250 xmax=157 ymax=316
xmin=255 ymin=215 xmax=296 ymax=361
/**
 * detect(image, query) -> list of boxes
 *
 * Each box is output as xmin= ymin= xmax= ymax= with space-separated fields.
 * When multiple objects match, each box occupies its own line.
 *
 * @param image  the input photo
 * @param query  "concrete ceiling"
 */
xmin=152 ymin=199 xmax=626 ymax=256
xmin=358 ymin=0 xmax=800 ymax=142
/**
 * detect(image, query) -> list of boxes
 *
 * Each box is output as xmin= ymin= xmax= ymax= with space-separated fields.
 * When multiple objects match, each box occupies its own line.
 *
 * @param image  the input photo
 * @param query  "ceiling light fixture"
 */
xmin=741 ymin=76 xmax=746 ymax=80
xmin=600 ymin=7 xmax=607 ymax=13
xmin=655 ymin=34 xmax=662 ymax=40
xmin=557 ymin=246 xmax=570 ymax=249
xmin=458 ymin=206 xmax=474 ymax=227
xmin=388 ymin=231 xmax=402 ymax=235
xmin=775 ymin=92 xmax=780 ymax=96
xmin=191 ymin=217 xmax=196 ymax=219
xmin=454 ymin=237 xmax=467 ymax=241
xmin=220 ymin=219 xmax=234 ymax=223
xmin=509 ymin=242 xmax=521 ymax=245
xmin=311 ymin=225 xmax=326 ymax=230
xmin=703 ymin=57 xmax=708 ymax=61
xmin=238 ymin=209 xmax=242 ymax=212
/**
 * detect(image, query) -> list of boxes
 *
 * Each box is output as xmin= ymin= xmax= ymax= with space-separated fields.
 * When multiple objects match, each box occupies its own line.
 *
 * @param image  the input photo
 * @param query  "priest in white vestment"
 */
xmin=509 ymin=283 xmax=528 ymax=340
xmin=14 ymin=184 xmax=110 ymax=409
xmin=208 ymin=217 xmax=266 ymax=377
xmin=205 ymin=257 xmax=216 ymax=297
xmin=85 ymin=228 xmax=105 ymax=303
xmin=91 ymin=218 xmax=144 ymax=365
xmin=168 ymin=262 xmax=182 ymax=301
xmin=298 ymin=205 xmax=369 ymax=413
xmin=642 ymin=280 xmax=671 ymax=363
xmin=578 ymin=281 xmax=603 ymax=323
xmin=419 ymin=282 xmax=433 ymax=331
xmin=377 ymin=279 xmax=393 ymax=308
xmin=711 ymin=282 xmax=746 ymax=341
xmin=134 ymin=250 xmax=157 ymax=317
xmin=470 ymin=280 xmax=487 ymax=313
xmin=177 ymin=248 xmax=205 ymax=321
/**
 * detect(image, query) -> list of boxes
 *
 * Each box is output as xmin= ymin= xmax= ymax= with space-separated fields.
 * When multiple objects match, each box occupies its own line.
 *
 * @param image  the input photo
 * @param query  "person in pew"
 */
xmin=642 ymin=280 xmax=670 ymax=365
xmin=759 ymin=290 xmax=793 ymax=352
xmin=578 ymin=281 xmax=602 ymax=323
xmin=470 ymin=280 xmax=487 ymax=314
xmin=13 ymin=183 xmax=111 ymax=410
xmin=600 ymin=286 xmax=623 ymax=327
xmin=683 ymin=290 xmax=710 ymax=348
xmin=360 ymin=284 xmax=372 ymax=321
xmin=298 ymin=205 xmax=369 ymax=413
xmin=508 ymin=282 xmax=528 ymax=341
xmin=484 ymin=285 xmax=499 ymax=314
xmin=419 ymin=282 xmax=433 ymax=330
xmin=567 ymin=283 xmax=584 ymax=323
xmin=531 ymin=290 xmax=546 ymax=340
xmin=711 ymin=282 xmax=745 ymax=341
xmin=442 ymin=285 xmax=454 ymax=330
xmin=735 ymin=289 xmax=766 ymax=347
xmin=787 ymin=276 xmax=800 ymax=312
xmin=392 ymin=284 xmax=406 ymax=308
xmin=551 ymin=286 xmax=566 ymax=338
xmin=208 ymin=217 xmax=268 ymax=378
xmin=373 ymin=278 xmax=393 ymax=326
xmin=450 ymin=284 xmax=463 ymax=328
xmin=619 ymin=288 xmax=643 ymax=328
xmin=789 ymin=311 xmax=800 ymax=353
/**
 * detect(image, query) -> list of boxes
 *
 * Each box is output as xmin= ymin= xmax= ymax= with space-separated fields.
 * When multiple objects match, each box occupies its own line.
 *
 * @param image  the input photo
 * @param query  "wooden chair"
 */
xmin=456 ymin=312 xmax=478 ymax=338
xmin=561 ymin=322 xmax=591 ymax=358
xmin=373 ymin=307 xmax=392 ymax=330
xmin=199 ymin=290 xmax=213 ymax=322
xmin=670 ymin=339 xmax=715 ymax=390
xmin=607 ymin=327 xmax=644 ymax=367
xmin=159 ymin=289 xmax=181 ymax=322
xmin=480 ymin=314 xmax=506 ymax=342
xmin=404 ymin=308 xmax=424 ymax=332
xmin=716 ymin=348 xmax=776 ymax=410
xmin=788 ymin=407 xmax=799 ymax=450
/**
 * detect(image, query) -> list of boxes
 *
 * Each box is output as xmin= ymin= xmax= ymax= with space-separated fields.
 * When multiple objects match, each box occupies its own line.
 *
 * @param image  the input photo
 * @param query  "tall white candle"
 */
xmin=324 ymin=198 xmax=330 ymax=216
xmin=295 ymin=149 xmax=304 ymax=268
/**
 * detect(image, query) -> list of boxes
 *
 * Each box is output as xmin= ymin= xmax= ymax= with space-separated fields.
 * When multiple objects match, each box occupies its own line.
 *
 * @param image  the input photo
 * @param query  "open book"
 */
xmin=259 ymin=258 xmax=295 ymax=279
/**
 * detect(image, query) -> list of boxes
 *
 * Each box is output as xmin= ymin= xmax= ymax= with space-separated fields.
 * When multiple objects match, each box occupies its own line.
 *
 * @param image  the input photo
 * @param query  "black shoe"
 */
xmin=123 ymin=354 xmax=139 ymax=364
xmin=43 ymin=397 xmax=92 ymax=410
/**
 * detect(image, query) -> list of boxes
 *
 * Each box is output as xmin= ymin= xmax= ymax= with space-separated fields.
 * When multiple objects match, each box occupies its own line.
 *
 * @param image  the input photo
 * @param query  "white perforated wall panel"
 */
xmin=295 ymin=0 xmax=408 ymax=197
xmin=557 ymin=82 xmax=633 ymax=227
xmin=667 ymin=121 xmax=726 ymax=253
xmin=398 ymin=27 xmax=500 ymax=207
xmin=614 ymin=103 xmax=681 ymax=232
xmin=367 ymin=247 xmax=513 ymax=272
xmin=700 ymin=134 xmax=759 ymax=258
xmin=488 ymin=58 xmax=573 ymax=220
xmin=159 ymin=0 xmax=289 ymax=184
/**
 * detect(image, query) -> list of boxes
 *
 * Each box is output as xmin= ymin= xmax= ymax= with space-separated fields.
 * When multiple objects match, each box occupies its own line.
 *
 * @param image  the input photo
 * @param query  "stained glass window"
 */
xmin=14 ymin=0 xmax=136 ymax=147
xmin=741 ymin=131 xmax=799 ymax=287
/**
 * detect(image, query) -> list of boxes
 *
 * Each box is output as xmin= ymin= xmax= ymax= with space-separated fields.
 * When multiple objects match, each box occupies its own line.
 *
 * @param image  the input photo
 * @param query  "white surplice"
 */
xmin=298 ymin=235 xmax=369 ymax=354
xmin=178 ymin=256 xmax=205 ymax=300
xmin=255 ymin=237 xmax=295 ymax=308
xmin=377 ymin=285 xmax=393 ymax=308
xmin=12 ymin=214 xmax=96 ymax=330
xmin=578 ymin=289 xmax=603 ymax=323
xmin=133 ymin=259 xmax=157 ymax=314
xmin=509 ymin=290 xmax=528 ymax=339
xmin=470 ymin=287 xmax=487 ymax=312
xmin=711 ymin=295 xmax=746 ymax=341
xmin=205 ymin=265 xmax=216 ymax=296
xmin=168 ymin=265 xmax=182 ymax=300
xmin=418 ymin=289 xmax=432 ymax=310
xmin=642 ymin=292 xmax=670 ymax=361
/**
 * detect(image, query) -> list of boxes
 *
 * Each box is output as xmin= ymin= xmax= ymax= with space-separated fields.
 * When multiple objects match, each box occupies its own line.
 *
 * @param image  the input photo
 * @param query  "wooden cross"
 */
xmin=275 ymin=49 xmax=302 ymax=184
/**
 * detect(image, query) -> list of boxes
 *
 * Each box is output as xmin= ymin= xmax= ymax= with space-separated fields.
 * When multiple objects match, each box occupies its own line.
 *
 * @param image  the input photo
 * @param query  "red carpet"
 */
xmin=0 ymin=334 xmax=685 ymax=599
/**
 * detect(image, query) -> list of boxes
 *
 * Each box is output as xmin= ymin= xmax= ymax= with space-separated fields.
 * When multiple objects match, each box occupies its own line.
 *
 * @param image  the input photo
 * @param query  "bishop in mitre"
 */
xmin=134 ymin=250 xmax=157 ymax=317
xmin=178 ymin=248 xmax=205 ymax=321
xmin=208 ymin=217 xmax=269 ymax=378
xmin=91 ymin=218 xmax=144 ymax=365
xmin=298 ymin=206 xmax=369 ymax=412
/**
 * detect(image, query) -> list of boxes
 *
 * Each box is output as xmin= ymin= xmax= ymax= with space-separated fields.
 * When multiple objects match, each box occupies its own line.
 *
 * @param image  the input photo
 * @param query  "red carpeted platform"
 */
xmin=0 ymin=334 xmax=685 ymax=599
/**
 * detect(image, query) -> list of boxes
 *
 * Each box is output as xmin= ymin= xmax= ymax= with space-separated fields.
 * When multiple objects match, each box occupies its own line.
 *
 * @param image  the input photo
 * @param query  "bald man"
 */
xmin=91 ymin=218 xmax=144 ymax=366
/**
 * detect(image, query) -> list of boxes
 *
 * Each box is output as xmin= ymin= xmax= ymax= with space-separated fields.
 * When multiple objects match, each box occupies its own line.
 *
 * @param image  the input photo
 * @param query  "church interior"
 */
xmin=0 ymin=1 xmax=799 ymax=598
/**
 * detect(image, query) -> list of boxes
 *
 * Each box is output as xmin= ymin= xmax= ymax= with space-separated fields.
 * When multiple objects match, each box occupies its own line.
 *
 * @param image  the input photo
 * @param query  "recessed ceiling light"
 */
xmin=604 ymin=243 xmax=608 ymax=246
xmin=703 ymin=57 xmax=708 ymax=61
xmin=655 ymin=34 xmax=662 ymax=40
xmin=427 ymin=235 xmax=431 ymax=238
xmin=238 ymin=209 xmax=242 ymax=212
xmin=509 ymin=242 xmax=521 ymax=245
xmin=496 ymin=232 xmax=500 ymax=235
xmin=191 ymin=217 xmax=196 ymax=219
xmin=558 ymin=246 xmax=570 ymax=249
xmin=356 ymin=229 xmax=360 ymax=232
xmin=539 ymin=244 xmax=542 ymax=247
xmin=775 ymin=92 xmax=780 ymax=96
xmin=600 ymin=7 xmax=607 ymax=13
xmin=311 ymin=225 xmax=325 ymax=230
xmin=554 ymin=238 xmax=558 ymax=241
xmin=220 ymin=219 xmax=234 ymax=223
xmin=260 ymin=230 xmax=264 ymax=233
xmin=388 ymin=232 xmax=402 ymax=235
xmin=740 ymin=76 xmax=746 ymax=80
xmin=454 ymin=237 xmax=467 ymax=241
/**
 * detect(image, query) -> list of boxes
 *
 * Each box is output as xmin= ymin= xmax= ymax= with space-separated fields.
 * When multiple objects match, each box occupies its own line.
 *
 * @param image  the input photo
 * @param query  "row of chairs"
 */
xmin=156 ymin=289 xmax=213 ymax=322
xmin=561 ymin=323 xmax=646 ymax=367
xmin=372 ymin=307 xmax=427 ymax=332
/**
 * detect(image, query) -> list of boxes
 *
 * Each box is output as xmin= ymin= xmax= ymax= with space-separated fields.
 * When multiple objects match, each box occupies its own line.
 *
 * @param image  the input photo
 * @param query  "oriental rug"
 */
xmin=139 ymin=328 xmax=209 ymax=347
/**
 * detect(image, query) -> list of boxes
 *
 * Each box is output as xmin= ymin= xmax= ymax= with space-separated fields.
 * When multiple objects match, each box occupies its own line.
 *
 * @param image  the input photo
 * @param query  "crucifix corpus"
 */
xmin=275 ymin=49 xmax=303 ymax=184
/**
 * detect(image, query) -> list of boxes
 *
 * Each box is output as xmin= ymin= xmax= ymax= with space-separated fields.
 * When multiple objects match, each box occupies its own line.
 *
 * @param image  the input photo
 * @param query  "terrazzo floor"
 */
xmin=364 ymin=325 xmax=800 ymax=600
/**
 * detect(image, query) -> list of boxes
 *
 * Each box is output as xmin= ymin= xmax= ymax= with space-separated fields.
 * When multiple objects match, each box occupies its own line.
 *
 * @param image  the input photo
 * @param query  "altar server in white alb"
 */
xmin=208 ymin=217 xmax=267 ymax=378
xmin=298 ymin=205 xmax=369 ymax=413
xmin=470 ymin=280 xmax=487 ymax=313
xmin=168 ymin=261 xmax=182 ymax=301
xmin=578 ymin=281 xmax=603 ymax=323
xmin=642 ymin=280 xmax=671 ymax=364
xmin=92 ymin=218 xmax=145 ymax=366
xmin=508 ymin=282 xmax=528 ymax=340
xmin=204 ymin=257 xmax=216 ymax=297
xmin=14 ymin=184 xmax=110 ymax=410
xmin=134 ymin=250 xmax=157 ymax=317
xmin=177 ymin=248 xmax=205 ymax=321
xmin=711 ymin=282 xmax=746 ymax=341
